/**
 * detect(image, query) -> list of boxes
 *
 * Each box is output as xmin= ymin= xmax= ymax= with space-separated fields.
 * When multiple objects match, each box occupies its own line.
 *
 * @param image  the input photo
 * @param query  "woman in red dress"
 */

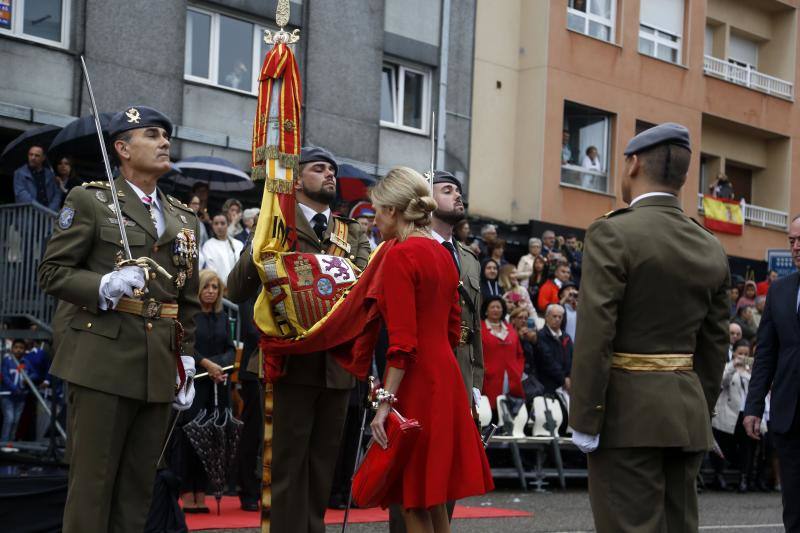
xmin=368 ymin=167 xmax=494 ymax=532
xmin=480 ymin=295 xmax=525 ymax=415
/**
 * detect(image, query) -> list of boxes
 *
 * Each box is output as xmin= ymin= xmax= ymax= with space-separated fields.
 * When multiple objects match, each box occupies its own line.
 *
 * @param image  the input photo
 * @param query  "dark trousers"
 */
xmin=773 ymin=405 xmax=800 ymax=533
xmin=237 ymin=379 xmax=264 ymax=504
xmin=271 ymin=382 xmax=350 ymax=533
xmin=63 ymin=384 xmax=171 ymax=533
xmin=587 ymin=447 xmax=704 ymax=533
xmin=711 ymin=414 xmax=755 ymax=479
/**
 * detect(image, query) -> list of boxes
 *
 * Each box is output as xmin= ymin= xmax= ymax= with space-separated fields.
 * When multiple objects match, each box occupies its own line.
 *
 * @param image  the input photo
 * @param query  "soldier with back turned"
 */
xmin=570 ymin=123 xmax=730 ymax=533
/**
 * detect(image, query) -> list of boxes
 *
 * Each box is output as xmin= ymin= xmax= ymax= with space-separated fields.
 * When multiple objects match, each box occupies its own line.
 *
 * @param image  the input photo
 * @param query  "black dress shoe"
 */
xmin=241 ymin=501 xmax=259 ymax=512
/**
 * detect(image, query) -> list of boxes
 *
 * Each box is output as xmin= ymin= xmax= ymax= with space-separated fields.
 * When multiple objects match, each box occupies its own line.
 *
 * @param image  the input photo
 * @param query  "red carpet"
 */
xmin=184 ymin=496 xmax=532 ymax=530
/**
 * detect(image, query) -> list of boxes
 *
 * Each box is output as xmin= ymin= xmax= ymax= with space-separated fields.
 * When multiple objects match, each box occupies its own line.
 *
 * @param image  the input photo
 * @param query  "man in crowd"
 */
xmin=563 ymin=234 xmax=582 ymax=286
xmin=560 ymin=282 xmax=578 ymax=342
xmin=536 ymin=303 xmax=573 ymax=396
xmin=756 ymin=269 xmax=778 ymax=296
xmin=561 ymin=130 xmax=572 ymax=165
xmin=537 ymin=262 xmax=571 ymax=312
xmin=733 ymin=304 xmax=758 ymax=344
xmin=571 ymin=123 xmax=729 ymax=532
xmin=1 ymin=339 xmax=30 ymax=442
xmin=38 ymin=106 xmax=199 ymax=533
xmin=227 ymin=146 xmax=370 ymax=533
xmin=752 ymin=295 xmax=766 ymax=327
xmin=13 ymin=144 xmax=62 ymax=211
xmin=744 ymin=215 xmax=800 ymax=532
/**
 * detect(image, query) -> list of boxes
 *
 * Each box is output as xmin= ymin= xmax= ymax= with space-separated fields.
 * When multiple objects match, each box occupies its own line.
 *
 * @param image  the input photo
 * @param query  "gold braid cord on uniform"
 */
xmin=611 ymin=353 xmax=694 ymax=372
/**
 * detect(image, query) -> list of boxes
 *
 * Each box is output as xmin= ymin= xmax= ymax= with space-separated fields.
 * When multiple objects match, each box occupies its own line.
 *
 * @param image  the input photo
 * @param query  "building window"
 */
xmin=638 ymin=0 xmax=684 ymax=64
xmin=728 ymin=33 xmax=758 ymax=70
xmin=561 ymin=101 xmax=613 ymax=194
xmin=0 ymin=0 xmax=70 ymax=47
xmin=184 ymin=7 xmax=277 ymax=95
xmin=566 ymin=0 xmax=615 ymax=43
xmin=380 ymin=62 xmax=431 ymax=134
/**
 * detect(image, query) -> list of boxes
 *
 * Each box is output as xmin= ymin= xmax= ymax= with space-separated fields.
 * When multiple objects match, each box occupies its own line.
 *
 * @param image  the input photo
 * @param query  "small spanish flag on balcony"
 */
xmin=702 ymin=195 xmax=744 ymax=235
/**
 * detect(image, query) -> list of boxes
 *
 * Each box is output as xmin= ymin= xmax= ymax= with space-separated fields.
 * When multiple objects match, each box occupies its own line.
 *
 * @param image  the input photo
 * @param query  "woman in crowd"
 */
xmin=526 ymin=255 xmax=548 ymax=306
xmin=480 ymin=259 xmax=502 ymax=299
xmin=453 ymin=218 xmax=472 ymax=246
xmin=499 ymin=264 xmax=535 ymax=316
xmin=174 ymin=269 xmax=233 ymax=513
xmin=580 ymin=145 xmax=602 ymax=189
xmin=367 ymin=167 xmax=493 ymax=532
xmin=711 ymin=339 xmax=755 ymax=493
xmin=487 ymin=239 xmax=508 ymax=267
xmin=516 ymin=238 xmax=542 ymax=288
xmin=480 ymin=295 xmax=525 ymax=418
xmin=188 ymin=195 xmax=210 ymax=247
xmin=201 ymin=212 xmax=244 ymax=285
xmin=222 ymin=198 xmax=244 ymax=238
xmin=53 ymin=156 xmax=82 ymax=202
xmin=737 ymin=280 xmax=758 ymax=311
xmin=509 ymin=307 xmax=543 ymax=407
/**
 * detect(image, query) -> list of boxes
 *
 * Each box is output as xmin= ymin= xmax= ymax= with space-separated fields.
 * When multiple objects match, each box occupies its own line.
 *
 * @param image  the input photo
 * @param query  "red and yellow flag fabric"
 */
xmin=702 ymin=195 xmax=744 ymax=235
xmin=251 ymin=42 xmax=302 ymax=336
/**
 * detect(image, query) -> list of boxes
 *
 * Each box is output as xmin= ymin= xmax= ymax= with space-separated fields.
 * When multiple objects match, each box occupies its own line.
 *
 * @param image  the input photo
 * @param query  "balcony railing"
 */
xmin=697 ymin=193 xmax=788 ymax=230
xmin=703 ymin=55 xmax=794 ymax=101
xmin=560 ymin=164 xmax=609 ymax=194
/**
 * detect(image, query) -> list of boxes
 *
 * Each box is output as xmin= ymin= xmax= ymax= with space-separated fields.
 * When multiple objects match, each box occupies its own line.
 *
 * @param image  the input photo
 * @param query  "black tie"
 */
xmin=312 ymin=213 xmax=327 ymax=242
xmin=442 ymin=241 xmax=460 ymax=273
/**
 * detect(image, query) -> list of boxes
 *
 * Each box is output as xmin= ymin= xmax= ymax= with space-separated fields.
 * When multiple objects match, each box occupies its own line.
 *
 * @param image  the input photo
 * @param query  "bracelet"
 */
xmin=370 ymin=388 xmax=397 ymax=410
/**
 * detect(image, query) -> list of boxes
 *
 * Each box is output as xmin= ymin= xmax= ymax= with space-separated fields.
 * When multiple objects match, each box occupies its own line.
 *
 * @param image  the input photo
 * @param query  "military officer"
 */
xmin=570 ymin=123 xmax=729 ymax=533
xmin=227 ymin=146 xmax=370 ymax=533
xmin=38 ymin=106 xmax=200 ymax=533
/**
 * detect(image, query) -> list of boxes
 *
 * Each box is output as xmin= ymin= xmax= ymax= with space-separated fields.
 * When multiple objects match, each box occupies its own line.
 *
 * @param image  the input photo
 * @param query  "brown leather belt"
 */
xmin=116 ymin=297 xmax=179 ymax=319
xmin=612 ymin=352 xmax=693 ymax=372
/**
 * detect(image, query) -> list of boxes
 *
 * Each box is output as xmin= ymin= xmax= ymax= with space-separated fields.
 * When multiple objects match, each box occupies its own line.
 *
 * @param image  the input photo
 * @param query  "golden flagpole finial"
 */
xmin=265 ymin=0 xmax=300 ymax=44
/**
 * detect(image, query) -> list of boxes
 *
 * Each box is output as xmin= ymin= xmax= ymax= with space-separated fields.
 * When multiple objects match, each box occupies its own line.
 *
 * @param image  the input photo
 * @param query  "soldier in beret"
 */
xmin=38 ymin=105 xmax=201 ymax=533
xmin=226 ymin=145 xmax=370 ymax=532
xmin=570 ymin=123 xmax=729 ymax=532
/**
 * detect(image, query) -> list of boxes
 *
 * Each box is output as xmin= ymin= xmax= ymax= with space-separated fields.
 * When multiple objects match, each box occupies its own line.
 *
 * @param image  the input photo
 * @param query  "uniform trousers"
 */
xmin=237 ymin=378 xmax=264 ymax=505
xmin=63 ymin=383 xmax=171 ymax=533
xmin=271 ymin=382 xmax=350 ymax=533
xmin=587 ymin=447 xmax=704 ymax=533
xmin=773 ymin=403 xmax=800 ymax=532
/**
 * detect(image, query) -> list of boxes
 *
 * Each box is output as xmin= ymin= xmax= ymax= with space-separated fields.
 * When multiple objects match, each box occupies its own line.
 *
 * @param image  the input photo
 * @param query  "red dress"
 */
xmin=378 ymin=236 xmax=494 ymax=509
xmin=481 ymin=322 xmax=525 ymax=408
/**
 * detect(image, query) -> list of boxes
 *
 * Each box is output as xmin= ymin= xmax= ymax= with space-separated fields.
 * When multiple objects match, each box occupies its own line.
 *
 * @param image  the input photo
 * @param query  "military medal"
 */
xmin=174 ymin=270 xmax=187 ymax=289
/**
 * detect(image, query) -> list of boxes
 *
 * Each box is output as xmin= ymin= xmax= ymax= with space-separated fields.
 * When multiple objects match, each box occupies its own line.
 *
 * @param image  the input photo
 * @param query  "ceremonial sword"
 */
xmin=79 ymin=56 xmax=172 ymax=288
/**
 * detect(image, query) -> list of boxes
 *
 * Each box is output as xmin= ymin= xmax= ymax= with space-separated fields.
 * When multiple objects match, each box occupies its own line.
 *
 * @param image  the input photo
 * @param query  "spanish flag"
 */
xmin=702 ymin=195 xmax=744 ymax=235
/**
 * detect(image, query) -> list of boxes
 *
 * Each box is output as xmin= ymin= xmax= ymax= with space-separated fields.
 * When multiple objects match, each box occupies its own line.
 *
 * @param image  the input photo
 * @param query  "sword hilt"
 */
xmin=116 ymin=257 xmax=173 ymax=297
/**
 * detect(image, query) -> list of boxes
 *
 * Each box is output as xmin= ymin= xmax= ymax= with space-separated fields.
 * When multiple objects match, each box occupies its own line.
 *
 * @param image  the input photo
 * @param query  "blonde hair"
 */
xmin=198 ymin=269 xmax=225 ymax=313
xmin=499 ymin=263 xmax=517 ymax=292
xmin=370 ymin=166 xmax=437 ymax=241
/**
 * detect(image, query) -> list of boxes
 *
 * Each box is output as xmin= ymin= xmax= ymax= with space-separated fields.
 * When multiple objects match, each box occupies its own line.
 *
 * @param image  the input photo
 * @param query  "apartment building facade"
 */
xmin=470 ymin=0 xmax=798 ymax=265
xmin=0 ymin=0 xmax=476 ymax=201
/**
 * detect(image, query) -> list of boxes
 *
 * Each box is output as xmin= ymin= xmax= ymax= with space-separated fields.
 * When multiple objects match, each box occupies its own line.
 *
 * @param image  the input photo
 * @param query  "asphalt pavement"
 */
xmin=206 ymin=486 xmax=785 ymax=533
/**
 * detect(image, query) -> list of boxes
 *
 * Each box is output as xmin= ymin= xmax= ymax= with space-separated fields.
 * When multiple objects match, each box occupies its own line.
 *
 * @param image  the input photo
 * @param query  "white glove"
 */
xmin=172 ymin=355 xmax=196 ymax=411
xmin=572 ymin=430 xmax=600 ymax=453
xmin=98 ymin=266 xmax=146 ymax=310
xmin=472 ymin=387 xmax=482 ymax=407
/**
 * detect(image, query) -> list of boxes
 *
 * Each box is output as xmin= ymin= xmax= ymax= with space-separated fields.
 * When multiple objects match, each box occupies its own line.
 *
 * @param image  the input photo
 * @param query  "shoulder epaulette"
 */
xmin=166 ymin=195 xmax=194 ymax=213
xmin=82 ymin=180 xmax=110 ymax=189
xmin=333 ymin=214 xmax=359 ymax=224
xmin=457 ymin=241 xmax=479 ymax=260
xmin=689 ymin=216 xmax=715 ymax=235
xmin=600 ymin=207 xmax=632 ymax=219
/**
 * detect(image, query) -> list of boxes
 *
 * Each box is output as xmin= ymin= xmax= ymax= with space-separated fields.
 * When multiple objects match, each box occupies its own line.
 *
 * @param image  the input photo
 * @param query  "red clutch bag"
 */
xmin=351 ymin=408 xmax=422 ymax=508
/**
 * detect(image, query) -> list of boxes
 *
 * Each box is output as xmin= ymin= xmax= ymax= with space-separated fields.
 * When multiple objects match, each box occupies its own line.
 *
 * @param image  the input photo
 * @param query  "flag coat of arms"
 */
xmin=702 ymin=195 xmax=744 ymax=235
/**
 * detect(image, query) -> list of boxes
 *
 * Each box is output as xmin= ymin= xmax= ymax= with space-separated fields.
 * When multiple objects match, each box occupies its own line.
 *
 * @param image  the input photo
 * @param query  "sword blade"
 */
xmin=79 ymin=55 xmax=132 ymax=261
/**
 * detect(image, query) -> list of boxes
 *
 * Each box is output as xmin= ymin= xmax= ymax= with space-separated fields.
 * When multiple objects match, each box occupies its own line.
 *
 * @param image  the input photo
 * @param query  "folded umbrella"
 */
xmin=0 ymin=124 xmax=62 ymax=171
xmin=48 ymin=113 xmax=114 ymax=161
xmin=169 ymin=156 xmax=254 ymax=192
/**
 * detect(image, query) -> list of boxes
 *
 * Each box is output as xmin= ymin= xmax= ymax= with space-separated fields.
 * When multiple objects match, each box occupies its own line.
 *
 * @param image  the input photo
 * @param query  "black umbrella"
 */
xmin=48 ymin=113 xmax=114 ymax=161
xmin=0 ymin=124 xmax=62 ymax=172
xmin=181 ymin=383 xmax=242 ymax=515
xmin=168 ymin=156 xmax=254 ymax=192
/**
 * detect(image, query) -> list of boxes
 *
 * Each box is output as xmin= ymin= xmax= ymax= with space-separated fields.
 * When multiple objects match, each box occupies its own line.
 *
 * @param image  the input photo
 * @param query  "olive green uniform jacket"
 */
xmin=226 ymin=207 xmax=371 ymax=389
xmin=456 ymin=242 xmax=484 ymax=401
xmin=38 ymin=178 xmax=201 ymax=403
xmin=570 ymin=195 xmax=729 ymax=451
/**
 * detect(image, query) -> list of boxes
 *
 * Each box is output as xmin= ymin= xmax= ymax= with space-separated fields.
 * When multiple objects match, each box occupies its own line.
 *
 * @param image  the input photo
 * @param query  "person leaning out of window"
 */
xmin=709 ymin=172 xmax=735 ymax=200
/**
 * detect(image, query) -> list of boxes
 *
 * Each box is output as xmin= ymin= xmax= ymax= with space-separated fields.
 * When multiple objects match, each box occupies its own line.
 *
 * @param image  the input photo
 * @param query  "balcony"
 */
xmin=697 ymin=193 xmax=788 ymax=230
xmin=703 ymin=55 xmax=794 ymax=101
xmin=560 ymin=164 xmax=609 ymax=194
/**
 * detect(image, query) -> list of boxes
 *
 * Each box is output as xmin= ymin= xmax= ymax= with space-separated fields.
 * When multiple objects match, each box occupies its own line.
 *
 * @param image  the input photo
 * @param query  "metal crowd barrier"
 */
xmin=0 ymin=202 xmax=58 ymax=333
